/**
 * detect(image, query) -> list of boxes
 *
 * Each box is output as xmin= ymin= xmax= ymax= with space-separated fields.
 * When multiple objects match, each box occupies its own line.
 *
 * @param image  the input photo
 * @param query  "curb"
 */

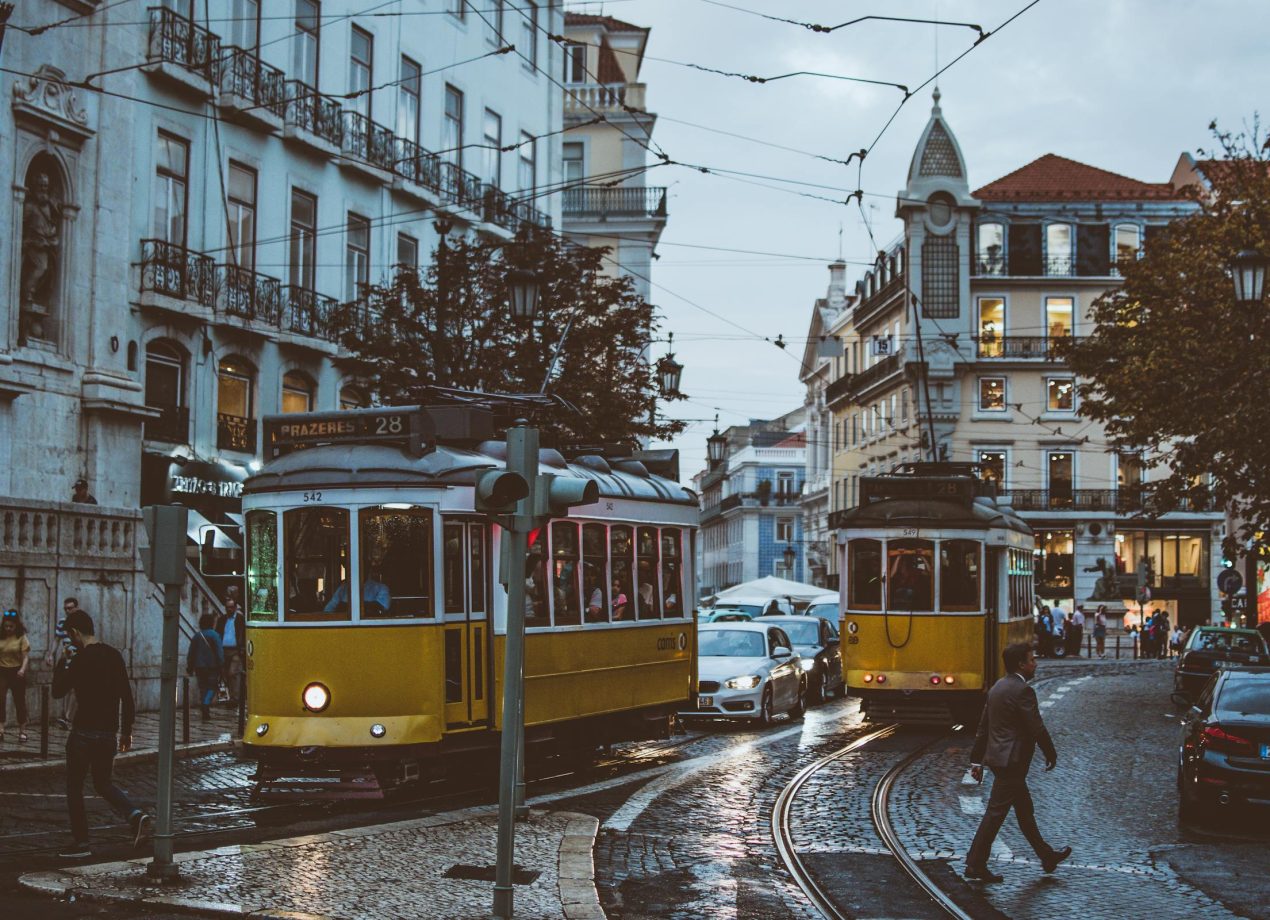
xmin=19 ymin=805 xmax=605 ymax=920
xmin=0 ymin=737 xmax=236 ymax=775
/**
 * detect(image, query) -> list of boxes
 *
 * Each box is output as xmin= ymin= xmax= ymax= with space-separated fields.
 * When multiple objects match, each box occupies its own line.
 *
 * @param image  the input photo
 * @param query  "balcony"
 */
xmin=564 ymin=186 xmax=667 ymax=220
xmin=999 ymin=489 xmax=1216 ymax=514
xmin=340 ymin=110 xmax=397 ymax=178
xmin=716 ymin=491 xmax=802 ymax=513
xmin=143 ymin=404 xmax=189 ymax=444
xmin=145 ymin=6 xmax=219 ymax=92
xmin=217 ymin=413 xmax=256 ymax=453
xmin=1045 ymin=256 xmax=1075 ymax=276
xmin=976 ymin=336 xmax=1071 ymax=360
xmin=564 ymin=82 xmax=646 ymax=115
xmin=215 ymin=264 xmax=282 ymax=325
xmin=217 ymin=44 xmax=285 ymax=129
xmin=283 ymin=80 xmax=343 ymax=154
xmin=281 ymin=286 xmax=338 ymax=340
xmin=850 ymin=353 xmax=902 ymax=397
xmin=139 ymin=239 xmax=215 ymax=308
xmin=825 ymin=372 xmax=855 ymax=407
xmin=975 ymin=255 xmax=1006 ymax=276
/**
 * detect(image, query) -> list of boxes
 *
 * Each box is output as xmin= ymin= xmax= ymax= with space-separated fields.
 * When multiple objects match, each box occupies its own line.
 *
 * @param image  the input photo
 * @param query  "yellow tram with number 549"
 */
xmin=837 ymin=464 xmax=1035 ymax=725
xmin=240 ymin=405 xmax=698 ymax=797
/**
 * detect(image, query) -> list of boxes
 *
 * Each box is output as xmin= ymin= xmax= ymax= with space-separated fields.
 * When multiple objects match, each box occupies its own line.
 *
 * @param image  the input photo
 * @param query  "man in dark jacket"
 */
xmin=215 ymin=598 xmax=246 ymax=703
xmin=965 ymin=642 xmax=1071 ymax=882
xmin=52 ymin=609 xmax=151 ymax=858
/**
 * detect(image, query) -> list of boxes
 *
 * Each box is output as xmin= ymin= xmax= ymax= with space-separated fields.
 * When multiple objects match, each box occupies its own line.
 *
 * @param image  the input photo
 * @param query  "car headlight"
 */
xmin=302 ymin=682 xmax=330 ymax=712
xmin=799 ymin=658 xmax=817 ymax=672
xmin=724 ymin=675 xmax=761 ymax=690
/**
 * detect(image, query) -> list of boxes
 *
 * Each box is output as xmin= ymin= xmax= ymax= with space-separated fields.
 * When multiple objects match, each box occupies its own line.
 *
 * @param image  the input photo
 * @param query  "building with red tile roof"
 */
xmin=974 ymin=153 xmax=1184 ymax=201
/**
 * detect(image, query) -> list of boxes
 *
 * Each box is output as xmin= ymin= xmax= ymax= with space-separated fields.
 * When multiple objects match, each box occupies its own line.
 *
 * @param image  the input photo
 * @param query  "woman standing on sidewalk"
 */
xmin=1093 ymin=605 xmax=1108 ymax=659
xmin=0 ymin=610 xmax=31 ymax=742
xmin=186 ymin=614 xmax=223 ymax=721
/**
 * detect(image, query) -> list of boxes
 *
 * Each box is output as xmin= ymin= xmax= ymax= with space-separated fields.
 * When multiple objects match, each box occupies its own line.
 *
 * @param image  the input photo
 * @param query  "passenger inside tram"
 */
xmin=584 ymin=567 xmax=606 ymax=622
xmin=611 ymin=580 xmax=630 ymax=620
xmin=324 ymin=563 xmax=392 ymax=613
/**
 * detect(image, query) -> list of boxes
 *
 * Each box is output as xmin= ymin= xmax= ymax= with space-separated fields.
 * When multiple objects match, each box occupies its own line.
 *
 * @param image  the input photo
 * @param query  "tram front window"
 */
xmin=941 ymin=540 xmax=982 ymax=611
xmin=246 ymin=510 xmax=278 ymax=623
xmin=359 ymin=507 xmax=433 ymax=618
xmin=284 ymin=507 xmax=350 ymax=622
xmin=887 ymin=539 xmax=934 ymax=611
xmin=848 ymin=539 xmax=882 ymax=609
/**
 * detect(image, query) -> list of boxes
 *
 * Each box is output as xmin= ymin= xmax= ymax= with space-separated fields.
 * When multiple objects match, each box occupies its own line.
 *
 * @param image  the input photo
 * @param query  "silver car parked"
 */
xmin=685 ymin=622 xmax=806 ymax=723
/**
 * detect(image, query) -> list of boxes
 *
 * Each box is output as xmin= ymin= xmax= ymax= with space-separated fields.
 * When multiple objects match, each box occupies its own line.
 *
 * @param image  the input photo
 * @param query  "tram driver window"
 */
xmin=358 ymin=507 xmax=433 ymax=619
xmin=887 ymin=539 xmax=934 ymax=611
xmin=940 ymin=540 xmax=981 ymax=611
xmin=551 ymin=522 xmax=582 ymax=626
xmin=246 ymin=510 xmax=278 ymax=623
xmin=847 ymin=539 xmax=882 ymax=609
xmin=636 ymin=526 xmax=661 ymax=619
xmin=284 ymin=507 xmax=350 ymax=622
xmin=582 ymin=523 xmax=608 ymax=623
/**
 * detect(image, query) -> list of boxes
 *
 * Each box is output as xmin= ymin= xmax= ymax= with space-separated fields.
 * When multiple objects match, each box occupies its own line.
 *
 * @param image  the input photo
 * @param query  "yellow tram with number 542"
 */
xmin=837 ymin=464 xmax=1035 ymax=725
xmin=240 ymin=405 xmax=698 ymax=797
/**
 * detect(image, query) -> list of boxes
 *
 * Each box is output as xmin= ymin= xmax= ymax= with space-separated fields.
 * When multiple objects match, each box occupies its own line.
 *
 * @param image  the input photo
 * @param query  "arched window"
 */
xmin=339 ymin=385 xmax=369 ymax=410
xmin=282 ymin=370 xmax=314 ymax=414
xmin=217 ymin=357 xmax=256 ymax=452
xmin=144 ymin=340 xmax=188 ymax=443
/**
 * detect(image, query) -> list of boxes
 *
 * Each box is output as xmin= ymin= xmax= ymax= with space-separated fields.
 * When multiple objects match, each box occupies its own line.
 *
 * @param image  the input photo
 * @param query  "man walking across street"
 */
xmin=1068 ymin=605 xmax=1085 ymax=657
xmin=965 ymin=642 xmax=1071 ymax=882
xmin=51 ymin=608 xmax=151 ymax=858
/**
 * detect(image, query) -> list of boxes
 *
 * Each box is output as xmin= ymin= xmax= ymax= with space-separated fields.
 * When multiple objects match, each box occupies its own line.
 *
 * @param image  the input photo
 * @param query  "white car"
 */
xmin=685 ymin=622 xmax=806 ymax=723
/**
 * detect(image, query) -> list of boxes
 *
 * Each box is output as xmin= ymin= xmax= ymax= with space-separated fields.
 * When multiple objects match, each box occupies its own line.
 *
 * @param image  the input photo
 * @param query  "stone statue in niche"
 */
xmin=1084 ymin=556 xmax=1119 ymax=601
xmin=20 ymin=170 xmax=62 ymax=339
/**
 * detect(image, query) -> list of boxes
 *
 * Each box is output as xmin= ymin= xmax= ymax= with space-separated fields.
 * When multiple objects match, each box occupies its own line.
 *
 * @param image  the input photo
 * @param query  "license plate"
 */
xmin=1261 ymin=743 xmax=1270 ymax=760
xmin=699 ymin=696 xmax=714 ymax=707
xmin=1216 ymin=660 xmax=1233 ymax=670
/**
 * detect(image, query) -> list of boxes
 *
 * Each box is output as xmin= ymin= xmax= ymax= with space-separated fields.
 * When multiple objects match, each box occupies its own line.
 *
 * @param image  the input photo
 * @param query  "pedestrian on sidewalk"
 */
xmin=46 ymin=598 xmax=81 ymax=729
xmin=965 ymin=642 xmax=1071 ymax=883
xmin=1093 ymin=605 xmax=1108 ymax=658
xmin=1068 ymin=605 xmax=1085 ymax=657
xmin=215 ymin=599 xmax=245 ymax=704
xmin=1 ymin=609 xmax=32 ymax=743
xmin=52 ymin=608 xmax=151 ymax=859
xmin=187 ymin=614 xmax=223 ymax=721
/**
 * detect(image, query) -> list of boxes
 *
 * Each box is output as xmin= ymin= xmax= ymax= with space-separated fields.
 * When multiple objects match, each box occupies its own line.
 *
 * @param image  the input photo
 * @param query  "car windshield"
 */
xmin=1216 ymin=680 xmax=1270 ymax=715
xmin=699 ymin=629 xmax=765 ymax=658
xmin=714 ymin=604 xmax=762 ymax=615
xmin=1193 ymin=631 xmax=1265 ymax=653
xmin=806 ymin=603 xmax=838 ymax=620
xmin=779 ymin=621 xmax=820 ymax=645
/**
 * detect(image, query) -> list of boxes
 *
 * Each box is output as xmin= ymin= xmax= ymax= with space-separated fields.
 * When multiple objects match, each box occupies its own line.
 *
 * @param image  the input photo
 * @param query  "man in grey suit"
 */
xmin=965 ymin=642 xmax=1071 ymax=882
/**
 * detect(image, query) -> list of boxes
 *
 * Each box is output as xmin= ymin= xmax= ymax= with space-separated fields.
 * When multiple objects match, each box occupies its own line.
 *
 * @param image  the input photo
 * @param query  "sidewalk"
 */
xmin=0 ymin=705 xmax=238 ymax=774
xmin=20 ymin=806 xmax=604 ymax=920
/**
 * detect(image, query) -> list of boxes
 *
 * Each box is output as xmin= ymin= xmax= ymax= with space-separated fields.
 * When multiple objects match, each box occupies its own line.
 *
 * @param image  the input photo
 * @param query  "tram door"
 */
xmin=984 ymin=547 xmax=1002 ymax=682
xmin=442 ymin=520 xmax=491 ymax=728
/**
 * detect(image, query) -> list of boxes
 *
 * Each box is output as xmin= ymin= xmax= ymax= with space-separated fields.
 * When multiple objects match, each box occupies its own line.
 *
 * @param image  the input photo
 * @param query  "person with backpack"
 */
xmin=186 ymin=614 xmax=224 ymax=721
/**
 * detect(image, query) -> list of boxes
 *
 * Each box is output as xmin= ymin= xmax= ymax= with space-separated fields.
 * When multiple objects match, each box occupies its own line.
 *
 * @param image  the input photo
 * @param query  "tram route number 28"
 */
xmin=302 ymin=491 xmax=323 ymax=503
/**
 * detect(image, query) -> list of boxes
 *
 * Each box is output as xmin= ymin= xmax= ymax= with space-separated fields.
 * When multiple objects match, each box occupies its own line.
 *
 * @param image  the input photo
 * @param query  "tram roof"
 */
xmin=244 ymin=442 xmax=699 ymax=506
xmin=835 ymin=496 xmax=1032 ymax=535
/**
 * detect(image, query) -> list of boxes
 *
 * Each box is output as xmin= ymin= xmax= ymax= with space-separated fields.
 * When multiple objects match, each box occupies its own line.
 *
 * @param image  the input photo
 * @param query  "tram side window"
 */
xmin=847 ymin=539 xmax=882 ymax=609
xmin=636 ymin=526 xmax=661 ymax=619
xmin=443 ymin=522 xmax=465 ymax=614
xmin=246 ymin=511 xmax=278 ymax=623
xmin=359 ymin=507 xmax=433 ymax=618
xmin=470 ymin=523 xmax=487 ymax=613
xmin=526 ymin=533 xmax=550 ymax=628
xmin=551 ymin=522 xmax=582 ymax=626
xmin=661 ymin=529 xmax=683 ymax=617
xmin=284 ymin=507 xmax=350 ymax=622
xmin=583 ymin=523 xmax=608 ymax=623
xmin=611 ymin=525 xmax=634 ymax=621
xmin=941 ymin=540 xmax=981 ymax=611
xmin=887 ymin=539 xmax=934 ymax=612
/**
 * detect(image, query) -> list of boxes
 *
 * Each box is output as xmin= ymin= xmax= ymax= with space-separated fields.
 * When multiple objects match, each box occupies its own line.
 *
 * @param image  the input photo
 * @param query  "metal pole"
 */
xmin=493 ymin=423 xmax=539 ymax=919
xmin=149 ymin=582 xmax=183 ymax=881
xmin=237 ymin=668 xmax=247 ymax=736
xmin=40 ymin=685 xmax=49 ymax=760
xmin=514 ymin=690 xmax=528 ymax=820
xmin=182 ymin=676 xmax=190 ymax=746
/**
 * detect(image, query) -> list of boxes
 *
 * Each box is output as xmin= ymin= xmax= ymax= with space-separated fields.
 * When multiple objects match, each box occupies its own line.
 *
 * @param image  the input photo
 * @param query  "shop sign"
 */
xmin=171 ymin=475 xmax=243 ymax=500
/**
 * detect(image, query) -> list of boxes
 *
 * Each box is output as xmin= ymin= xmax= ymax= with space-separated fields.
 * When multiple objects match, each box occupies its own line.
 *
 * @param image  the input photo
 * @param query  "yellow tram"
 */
xmin=240 ymin=405 xmax=698 ymax=796
xmin=838 ymin=464 xmax=1034 ymax=724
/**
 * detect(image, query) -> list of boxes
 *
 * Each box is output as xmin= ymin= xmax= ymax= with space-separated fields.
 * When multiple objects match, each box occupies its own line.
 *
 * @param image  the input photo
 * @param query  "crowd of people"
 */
xmin=1034 ymin=602 xmax=1188 ymax=659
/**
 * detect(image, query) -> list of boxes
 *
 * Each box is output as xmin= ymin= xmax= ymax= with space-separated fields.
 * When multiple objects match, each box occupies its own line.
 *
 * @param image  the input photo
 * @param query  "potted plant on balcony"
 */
xmin=756 ymin=479 xmax=772 ymax=506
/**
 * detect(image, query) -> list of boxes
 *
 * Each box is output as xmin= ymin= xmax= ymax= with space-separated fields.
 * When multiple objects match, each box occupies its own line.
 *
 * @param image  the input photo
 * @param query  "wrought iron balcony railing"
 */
xmin=1045 ymin=256 xmax=1075 ymax=276
xmin=341 ymin=110 xmax=396 ymax=172
xmin=999 ymin=488 xmax=1215 ymax=514
xmin=976 ymin=335 xmax=1070 ymax=359
xmin=217 ymin=413 xmax=256 ymax=453
xmin=216 ymin=264 xmax=282 ymax=324
xmin=218 ymin=44 xmax=285 ymax=117
xmin=143 ymin=404 xmax=190 ymax=444
xmin=139 ymin=239 xmax=215 ymax=306
xmin=849 ymin=353 xmax=901 ymax=396
xmin=563 ymin=186 xmax=668 ymax=219
xmin=281 ymin=286 xmax=338 ymax=340
xmin=825 ymin=372 xmax=855 ymax=406
xmin=284 ymin=80 xmax=344 ymax=146
xmin=975 ymin=255 xmax=1006 ymax=276
xmin=147 ymin=6 xmax=219 ymax=82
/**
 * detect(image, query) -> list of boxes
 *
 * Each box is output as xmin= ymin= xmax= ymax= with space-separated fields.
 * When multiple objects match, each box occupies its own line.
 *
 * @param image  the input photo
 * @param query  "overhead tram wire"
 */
xmin=692 ymin=0 xmax=987 ymax=39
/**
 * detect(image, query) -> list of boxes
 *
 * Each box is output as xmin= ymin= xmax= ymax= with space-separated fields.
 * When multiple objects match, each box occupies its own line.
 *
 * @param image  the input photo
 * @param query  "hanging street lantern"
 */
xmin=507 ymin=267 xmax=541 ymax=322
xmin=783 ymin=545 xmax=796 ymax=571
xmin=1231 ymin=249 xmax=1268 ymax=306
xmin=657 ymin=353 xmax=683 ymax=398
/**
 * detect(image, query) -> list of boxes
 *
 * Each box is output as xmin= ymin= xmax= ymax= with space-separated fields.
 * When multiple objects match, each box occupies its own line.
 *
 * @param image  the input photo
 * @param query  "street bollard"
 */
xmin=182 ymin=676 xmax=190 ymax=746
xmin=40 ymin=685 xmax=50 ymax=759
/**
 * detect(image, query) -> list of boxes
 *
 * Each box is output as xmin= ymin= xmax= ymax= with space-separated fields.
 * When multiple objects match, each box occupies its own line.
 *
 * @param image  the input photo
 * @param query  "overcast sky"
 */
xmin=584 ymin=0 xmax=1269 ymax=482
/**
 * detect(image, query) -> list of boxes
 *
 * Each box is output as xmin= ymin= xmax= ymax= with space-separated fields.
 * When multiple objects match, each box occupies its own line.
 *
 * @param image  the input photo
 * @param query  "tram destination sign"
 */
xmin=264 ymin=407 xmax=435 ymax=458
xmin=860 ymin=475 xmax=976 ymax=506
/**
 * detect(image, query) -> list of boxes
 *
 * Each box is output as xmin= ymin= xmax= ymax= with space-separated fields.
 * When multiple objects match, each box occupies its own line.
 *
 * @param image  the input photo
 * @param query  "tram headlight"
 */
xmin=799 ymin=658 xmax=817 ymax=672
xmin=255 ymin=723 xmax=269 ymax=737
xmin=370 ymin=723 xmax=387 ymax=738
xmin=302 ymin=682 xmax=331 ymax=712
xmin=724 ymin=675 xmax=761 ymax=690
xmin=863 ymin=673 xmax=873 ymax=683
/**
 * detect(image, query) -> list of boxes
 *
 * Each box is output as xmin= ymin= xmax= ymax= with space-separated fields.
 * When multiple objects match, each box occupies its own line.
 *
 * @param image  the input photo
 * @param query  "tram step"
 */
xmin=251 ymin=768 xmax=386 ymax=800
xmin=864 ymin=700 xmax=954 ymax=726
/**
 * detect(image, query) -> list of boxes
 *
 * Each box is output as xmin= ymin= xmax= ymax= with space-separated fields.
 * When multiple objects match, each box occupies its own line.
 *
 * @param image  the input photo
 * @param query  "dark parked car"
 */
xmin=1177 ymin=667 xmax=1270 ymax=822
xmin=1173 ymin=627 xmax=1268 ymax=700
xmin=754 ymin=614 xmax=844 ymax=703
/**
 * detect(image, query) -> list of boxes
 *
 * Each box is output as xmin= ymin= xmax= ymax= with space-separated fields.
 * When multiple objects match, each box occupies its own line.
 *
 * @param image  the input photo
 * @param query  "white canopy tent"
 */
xmin=705 ymin=576 xmax=836 ymax=607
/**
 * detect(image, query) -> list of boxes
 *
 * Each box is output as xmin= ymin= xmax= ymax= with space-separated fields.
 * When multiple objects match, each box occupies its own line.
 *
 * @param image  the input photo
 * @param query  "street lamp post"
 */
xmin=1231 ymin=248 xmax=1268 ymax=626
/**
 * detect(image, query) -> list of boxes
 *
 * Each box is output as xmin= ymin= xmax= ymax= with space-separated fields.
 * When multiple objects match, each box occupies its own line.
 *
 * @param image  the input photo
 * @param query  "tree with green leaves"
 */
xmin=1060 ymin=123 xmax=1270 ymax=545
xmin=329 ymin=227 xmax=685 ymax=448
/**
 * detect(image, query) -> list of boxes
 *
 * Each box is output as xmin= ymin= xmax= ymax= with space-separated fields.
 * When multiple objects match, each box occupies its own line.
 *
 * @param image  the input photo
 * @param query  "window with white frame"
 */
xmin=978 ymin=377 xmax=1006 ymax=411
xmin=562 ymin=141 xmax=584 ymax=184
xmin=226 ymin=161 xmax=256 ymax=271
xmin=230 ymin=0 xmax=259 ymax=49
xmin=776 ymin=518 xmax=794 ymax=543
xmin=1046 ymin=377 xmax=1074 ymax=412
xmin=1046 ymin=223 xmax=1073 ymax=275
xmin=977 ymin=450 xmax=1006 ymax=486
xmin=977 ymin=221 xmax=1004 ymax=274
xmin=482 ymin=109 xmax=502 ymax=187
xmin=520 ymin=2 xmax=538 ymax=69
xmin=289 ymin=189 xmax=317 ymax=291
xmin=1114 ymin=224 xmax=1140 ymax=268
xmin=153 ymin=131 xmax=189 ymax=246
xmin=518 ymin=131 xmax=535 ymax=193
xmin=348 ymin=26 xmax=372 ymax=119
xmin=397 ymin=56 xmax=421 ymax=144
xmin=776 ymin=471 xmax=795 ymax=497
xmin=1045 ymin=296 xmax=1073 ymax=340
xmin=443 ymin=85 xmax=463 ymax=167
xmin=345 ymin=213 xmax=369 ymax=302
xmin=293 ymin=0 xmax=320 ymax=89
xmin=563 ymin=42 xmax=585 ymax=82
